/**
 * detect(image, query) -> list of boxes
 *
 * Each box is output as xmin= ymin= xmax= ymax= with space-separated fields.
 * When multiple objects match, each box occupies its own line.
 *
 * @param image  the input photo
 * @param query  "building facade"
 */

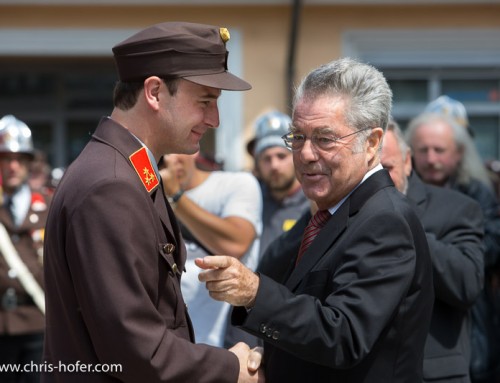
xmin=1 ymin=0 xmax=500 ymax=171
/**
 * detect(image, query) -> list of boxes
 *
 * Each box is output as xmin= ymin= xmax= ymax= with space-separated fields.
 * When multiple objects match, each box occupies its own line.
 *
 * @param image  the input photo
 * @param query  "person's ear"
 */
xmin=143 ymin=76 xmax=163 ymax=111
xmin=404 ymin=150 xmax=413 ymax=177
xmin=368 ymin=127 xmax=384 ymax=156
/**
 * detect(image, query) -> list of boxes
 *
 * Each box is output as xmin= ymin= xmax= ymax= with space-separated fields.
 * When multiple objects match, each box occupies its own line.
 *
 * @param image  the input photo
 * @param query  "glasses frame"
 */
xmin=281 ymin=127 xmax=372 ymax=151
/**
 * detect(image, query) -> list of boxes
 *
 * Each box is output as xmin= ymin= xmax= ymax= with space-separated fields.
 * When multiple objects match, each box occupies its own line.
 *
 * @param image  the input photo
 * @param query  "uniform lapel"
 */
xmin=91 ymin=117 xmax=183 ymax=262
xmin=154 ymin=182 xmax=187 ymax=267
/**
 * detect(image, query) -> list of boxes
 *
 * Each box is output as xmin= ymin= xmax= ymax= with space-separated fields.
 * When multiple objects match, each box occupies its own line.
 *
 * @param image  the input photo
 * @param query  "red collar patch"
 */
xmin=129 ymin=147 xmax=159 ymax=193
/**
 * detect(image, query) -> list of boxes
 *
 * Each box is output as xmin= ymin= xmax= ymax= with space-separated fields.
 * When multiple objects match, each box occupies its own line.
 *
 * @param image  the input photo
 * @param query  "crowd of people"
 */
xmin=0 ymin=20 xmax=499 ymax=383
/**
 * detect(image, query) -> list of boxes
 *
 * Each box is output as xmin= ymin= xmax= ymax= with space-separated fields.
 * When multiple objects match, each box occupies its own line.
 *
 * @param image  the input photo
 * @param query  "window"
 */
xmin=385 ymin=67 xmax=500 ymax=161
xmin=343 ymin=28 xmax=500 ymax=161
xmin=0 ymin=59 xmax=117 ymax=168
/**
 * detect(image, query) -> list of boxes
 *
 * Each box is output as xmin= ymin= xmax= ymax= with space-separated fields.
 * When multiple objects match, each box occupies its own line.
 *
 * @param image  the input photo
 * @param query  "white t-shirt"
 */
xmin=180 ymin=171 xmax=262 ymax=347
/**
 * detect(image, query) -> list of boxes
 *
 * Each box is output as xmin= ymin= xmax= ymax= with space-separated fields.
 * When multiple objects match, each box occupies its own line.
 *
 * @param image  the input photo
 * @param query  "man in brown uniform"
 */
xmin=42 ymin=22 xmax=263 ymax=383
xmin=0 ymin=115 xmax=51 ymax=383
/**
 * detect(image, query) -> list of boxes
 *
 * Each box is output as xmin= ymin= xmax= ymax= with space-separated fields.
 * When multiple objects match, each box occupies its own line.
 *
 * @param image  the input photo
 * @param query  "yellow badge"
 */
xmin=219 ymin=27 xmax=230 ymax=43
xmin=282 ymin=219 xmax=297 ymax=232
xmin=129 ymin=147 xmax=159 ymax=193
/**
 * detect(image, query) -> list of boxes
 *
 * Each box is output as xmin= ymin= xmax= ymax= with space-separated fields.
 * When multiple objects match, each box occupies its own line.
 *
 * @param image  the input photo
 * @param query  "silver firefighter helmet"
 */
xmin=0 ymin=115 xmax=34 ymax=157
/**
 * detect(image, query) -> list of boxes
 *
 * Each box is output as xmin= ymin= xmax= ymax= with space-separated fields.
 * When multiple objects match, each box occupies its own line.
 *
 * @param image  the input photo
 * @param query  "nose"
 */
xmin=205 ymin=103 xmax=220 ymax=129
xmin=426 ymin=148 xmax=439 ymax=164
xmin=269 ymin=156 xmax=282 ymax=169
xmin=297 ymin=137 xmax=319 ymax=163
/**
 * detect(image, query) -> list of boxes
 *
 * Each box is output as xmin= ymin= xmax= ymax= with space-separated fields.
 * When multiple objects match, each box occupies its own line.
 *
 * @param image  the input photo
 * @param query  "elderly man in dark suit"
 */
xmin=197 ymin=57 xmax=434 ymax=382
xmin=42 ymin=22 xmax=263 ymax=383
xmin=381 ymin=121 xmax=484 ymax=383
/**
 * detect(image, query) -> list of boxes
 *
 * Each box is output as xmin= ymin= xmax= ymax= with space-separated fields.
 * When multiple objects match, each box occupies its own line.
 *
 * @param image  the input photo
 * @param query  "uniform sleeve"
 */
xmin=65 ymin=179 xmax=239 ymax=383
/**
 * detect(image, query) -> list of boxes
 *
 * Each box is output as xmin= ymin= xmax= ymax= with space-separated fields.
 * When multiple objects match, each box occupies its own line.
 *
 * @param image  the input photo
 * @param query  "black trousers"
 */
xmin=0 ymin=333 xmax=44 ymax=383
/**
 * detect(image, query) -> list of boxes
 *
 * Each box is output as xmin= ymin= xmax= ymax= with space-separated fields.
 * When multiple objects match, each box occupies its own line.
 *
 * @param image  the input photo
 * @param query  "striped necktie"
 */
xmin=296 ymin=209 xmax=331 ymax=266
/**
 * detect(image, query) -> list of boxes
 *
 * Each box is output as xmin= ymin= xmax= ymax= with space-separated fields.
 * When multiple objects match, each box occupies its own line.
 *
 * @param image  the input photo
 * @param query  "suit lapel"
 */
xmin=406 ymin=172 xmax=427 ymax=220
xmin=285 ymin=169 xmax=395 ymax=291
xmin=285 ymin=205 xmax=348 ymax=291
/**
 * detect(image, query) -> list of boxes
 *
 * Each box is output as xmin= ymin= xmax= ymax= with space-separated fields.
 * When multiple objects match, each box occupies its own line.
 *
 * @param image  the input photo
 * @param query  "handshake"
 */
xmin=229 ymin=343 xmax=265 ymax=383
xmin=197 ymin=255 xmax=264 ymax=382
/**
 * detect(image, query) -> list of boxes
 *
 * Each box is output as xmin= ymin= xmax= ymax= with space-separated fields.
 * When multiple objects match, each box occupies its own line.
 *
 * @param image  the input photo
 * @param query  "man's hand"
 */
xmin=248 ymin=346 xmax=264 ymax=372
xmin=196 ymin=256 xmax=259 ymax=307
xmin=159 ymin=155 xmax=182 ymax=196
xmin=229 ymin=342 xmax=265 ymax=383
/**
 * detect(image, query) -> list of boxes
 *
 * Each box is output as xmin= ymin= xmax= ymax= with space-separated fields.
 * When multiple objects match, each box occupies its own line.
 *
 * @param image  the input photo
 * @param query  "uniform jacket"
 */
xmin=0 ymin=186 xmax=51 ymax=334
xmin=235 ymin=169 xmax=434 ymax=383
xmin=407 ymin=172 xmax=484 ymax=382
xmin=42 ymin=117 xmax=238 ymax=383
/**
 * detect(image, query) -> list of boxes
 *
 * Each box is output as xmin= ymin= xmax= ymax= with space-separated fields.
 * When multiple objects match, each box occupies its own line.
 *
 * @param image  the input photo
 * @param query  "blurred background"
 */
xmin=1 ymin=0 xmax=499 ymax=172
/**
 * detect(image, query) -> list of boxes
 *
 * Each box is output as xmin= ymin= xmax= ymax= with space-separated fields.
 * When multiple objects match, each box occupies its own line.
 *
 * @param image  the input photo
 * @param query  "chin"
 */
xmin=176 ymin=143 xmax=199 ymax=155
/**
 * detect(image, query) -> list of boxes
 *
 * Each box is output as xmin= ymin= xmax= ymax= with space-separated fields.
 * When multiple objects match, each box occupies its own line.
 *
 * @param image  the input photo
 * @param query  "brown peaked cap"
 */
xmin=112 ymin=21 xmax=251 ymax=91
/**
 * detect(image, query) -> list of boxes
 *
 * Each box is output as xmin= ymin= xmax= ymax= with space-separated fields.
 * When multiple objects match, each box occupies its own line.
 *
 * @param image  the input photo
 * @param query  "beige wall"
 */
xmin=2 ymin=3 xmax=500 ymax=165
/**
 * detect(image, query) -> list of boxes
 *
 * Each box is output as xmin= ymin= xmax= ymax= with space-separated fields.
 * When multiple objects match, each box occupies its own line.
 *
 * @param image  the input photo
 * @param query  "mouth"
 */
xmin=301 ymin=172 xmax=325 ymax=182
xmin=190 ymin=129 xmax=205 ymax=141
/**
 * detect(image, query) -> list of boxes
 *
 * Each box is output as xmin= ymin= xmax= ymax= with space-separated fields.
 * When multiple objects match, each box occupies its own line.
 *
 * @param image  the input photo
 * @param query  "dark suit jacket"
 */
xmin=407 ymin=172 xmax=484 ymax=382
xmin=42 ymin=118 xmax=238 ymax=382
xmin=235 ymin=169 xmax=434 ymax=383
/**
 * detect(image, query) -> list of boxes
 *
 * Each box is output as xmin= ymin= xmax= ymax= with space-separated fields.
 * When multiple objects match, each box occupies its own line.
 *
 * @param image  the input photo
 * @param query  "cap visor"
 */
xmin=183 ymin=71 xmax=251 ymax=91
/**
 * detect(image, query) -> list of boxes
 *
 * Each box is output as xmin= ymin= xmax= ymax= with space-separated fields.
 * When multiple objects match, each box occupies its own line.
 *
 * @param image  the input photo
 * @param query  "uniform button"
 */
xmin=266 ymin=328 xmax=273 ymax=338
xmin=272 ymin=331 xmax=280 ymax=340
xmin=29 ymin=213 xmax=39 ymax=224
xmin=172 ymin=263 xmax=179 ymax=274
xmin=8 ymin=269 xmax=17 ymax=279
xmin=260 ymin=324 xmax=267 ymax=334
xmin=163 ymin=243 xmax=175 ymax=254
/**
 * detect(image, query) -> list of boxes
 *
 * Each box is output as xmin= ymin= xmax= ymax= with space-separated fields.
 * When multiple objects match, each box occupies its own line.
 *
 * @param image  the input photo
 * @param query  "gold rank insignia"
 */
xmin=219 ymin=27 xmax=230 ymax=43
xmin=129 ymin=147 xmax=159 ymax=193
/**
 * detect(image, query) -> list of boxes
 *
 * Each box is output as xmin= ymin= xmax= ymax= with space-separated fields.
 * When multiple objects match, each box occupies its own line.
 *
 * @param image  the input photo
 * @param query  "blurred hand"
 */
xmin=248 ymin=346 xmax=264 ymax=372
xmin=229 ymin=342 xmax=265 ymax=383
xmin=159 ymin=155 xmax=181 ymax=196
xmin=196 ymin=256 xmax=259 ymax=307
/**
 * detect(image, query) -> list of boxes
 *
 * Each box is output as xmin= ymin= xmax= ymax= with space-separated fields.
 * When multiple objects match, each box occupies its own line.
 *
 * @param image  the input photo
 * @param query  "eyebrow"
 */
xmin=203 ymin=93 xmax=220 ymax=100
xmin=290 ymin=125 xmax=336 ymax=134
xmin=200 ymin=89 xmax=222 ymax=100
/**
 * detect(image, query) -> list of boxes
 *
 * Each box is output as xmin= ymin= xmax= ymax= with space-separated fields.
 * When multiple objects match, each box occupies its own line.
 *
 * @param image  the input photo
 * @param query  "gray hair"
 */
xmin=405 ymin=112 xmax=492 ymax=189
xmin=385 ymin=119 xmax=410 ymax=194
xmin=386 ymin=119 xmax=410 ymax=159
xmin=293 ymin=57 xmax=393 ymax=138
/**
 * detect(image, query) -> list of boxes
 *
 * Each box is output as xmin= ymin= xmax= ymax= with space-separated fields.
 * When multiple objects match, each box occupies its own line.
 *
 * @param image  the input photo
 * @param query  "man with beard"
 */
xmin=252 ymin=110 xmax=311 ymax=259
xmin=405 ymin=107 xmax=500 ymax=383
xmin=381 ymin=120 xmax=484 ymax=383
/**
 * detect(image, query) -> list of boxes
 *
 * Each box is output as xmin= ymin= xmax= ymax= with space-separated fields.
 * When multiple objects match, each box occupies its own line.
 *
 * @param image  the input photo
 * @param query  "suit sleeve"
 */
xmin=235 ymin=208 xmax=420 ymax=369
xmin=66 ymin=179 xmax=238 ymax=383
xmin=423 ymin=197 xmax=484 ymax=309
